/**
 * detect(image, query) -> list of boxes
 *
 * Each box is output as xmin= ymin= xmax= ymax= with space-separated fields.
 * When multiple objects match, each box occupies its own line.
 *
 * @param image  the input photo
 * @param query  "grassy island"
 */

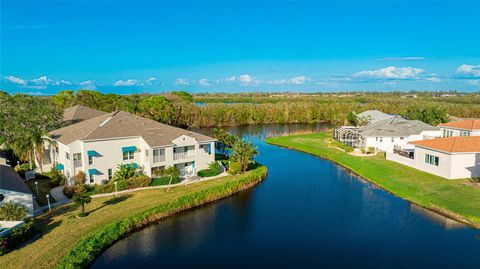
xmin=0 ymin=166 xmax=267 ymax=269
xmin=266 ymin=132 xmax=480 ymax=229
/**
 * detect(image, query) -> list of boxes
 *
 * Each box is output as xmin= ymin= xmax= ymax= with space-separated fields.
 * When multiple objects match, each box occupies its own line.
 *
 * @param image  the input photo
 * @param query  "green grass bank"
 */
xmin=266 ymin=132 xmax=480 ymax=229
xmin=0 ymin=166 xmax=267 ymax=269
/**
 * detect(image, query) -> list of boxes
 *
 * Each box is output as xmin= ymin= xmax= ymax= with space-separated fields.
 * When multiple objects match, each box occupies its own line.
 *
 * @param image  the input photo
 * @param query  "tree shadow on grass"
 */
xmin=87 ymin=194 xmax=133 ymax=215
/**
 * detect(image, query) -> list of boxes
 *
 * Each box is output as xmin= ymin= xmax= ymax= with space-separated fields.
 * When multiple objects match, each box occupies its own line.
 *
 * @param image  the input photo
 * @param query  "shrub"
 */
xmin=49 ymin=167 xmax=66 ymax=187
xmin=367 ymin=147 xmax=375 ymax=154
xmin=360 ymin=147 xmax=366 ymax=154
xmin=0 ymin=219 xmax=35 ymax=256
xmin=127 ymin=175 xmax=152 ymax=189
xmin=0 ymin=202 xmax=27 ymax=221
xmin=113 ymin=164 xmax=137 ymax=181
xmin=63 ymin=185 xmax=76 ymax=198
xmin=228 ymin=161 xmax=242 ymax=175
xmin=208 ymin=161 xmax=221 ymax=175
xmin=151 ymin=177 xmax=180 ymax=186
xmin=197 ymin=169 xmax=216 ymax=177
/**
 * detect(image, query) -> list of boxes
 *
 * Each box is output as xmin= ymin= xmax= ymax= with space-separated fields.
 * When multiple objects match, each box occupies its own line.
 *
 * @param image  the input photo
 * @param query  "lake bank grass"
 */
xmin=266 ymin=132 xmax=480 ymax=229
xmin=0 ymin=166 xmax=267 ymax=269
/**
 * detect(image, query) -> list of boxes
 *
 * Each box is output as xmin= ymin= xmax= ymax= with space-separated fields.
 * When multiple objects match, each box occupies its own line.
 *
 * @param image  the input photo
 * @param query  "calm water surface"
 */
xmin=92 ymin=124 xmax=480 ymax=269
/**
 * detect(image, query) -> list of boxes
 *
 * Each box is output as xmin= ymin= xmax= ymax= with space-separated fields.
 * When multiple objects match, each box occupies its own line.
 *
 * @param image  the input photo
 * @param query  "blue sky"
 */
xmin=1 ymin=0 xmax=480 ymax=94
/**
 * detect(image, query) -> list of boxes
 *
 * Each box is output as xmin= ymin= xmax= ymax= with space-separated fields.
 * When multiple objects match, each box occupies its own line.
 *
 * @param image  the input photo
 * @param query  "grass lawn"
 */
xmin=0 ymin=166 xmax=266 ymax=269
xmin=25 ymin=173 xmax=57 ymax=206
xmin=266 ymin=132 xmax=480 ymax=228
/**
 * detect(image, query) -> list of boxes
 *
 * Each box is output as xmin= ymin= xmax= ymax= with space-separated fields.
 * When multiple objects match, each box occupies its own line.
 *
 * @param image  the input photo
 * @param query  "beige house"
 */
xmin=39 ymin=110 xmax=216 ymax=185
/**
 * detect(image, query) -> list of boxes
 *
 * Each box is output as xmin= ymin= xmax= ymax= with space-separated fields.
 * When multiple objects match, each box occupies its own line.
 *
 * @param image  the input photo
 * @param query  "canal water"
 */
xmin=92 ymin=124 xmax=480 ymax=269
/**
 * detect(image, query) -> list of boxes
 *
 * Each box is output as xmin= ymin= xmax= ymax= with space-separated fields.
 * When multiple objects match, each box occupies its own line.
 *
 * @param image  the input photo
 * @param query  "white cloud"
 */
xmin=222 ymin=74 xmax=259 ymax=85
xmin=79 ymin=80 xmax=97 ymax=90
xmin=198 ymin=79 xmax=211 ymax=86
xmin=114 ymin=79 xmax=141 ymax=86
xmin=31 ymin=75 xmax=54 ymax=85
xmin=268 ymin=75 xmax=311 ymax=85
xmin=175 ymin=78 xmax=192 ymax=85
xmin=455 ymin=64 xmax=480 ymax=79
xmin=353 ymin=66 xmax=425 ymax=80
xmin=382 ymin=57 xmax=425 ymax=61
xmin=5 ymin=75 xmax=27 ymax=85
xmin=145 ymin=77 xmax=157 ymax=85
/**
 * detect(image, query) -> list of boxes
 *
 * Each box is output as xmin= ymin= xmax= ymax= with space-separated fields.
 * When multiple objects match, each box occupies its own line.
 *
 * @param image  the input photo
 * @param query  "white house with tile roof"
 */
xmin=38 ymin=110 xmax=216 ymax=185
xmin=438 ymin=119 xmax=480 ymax=137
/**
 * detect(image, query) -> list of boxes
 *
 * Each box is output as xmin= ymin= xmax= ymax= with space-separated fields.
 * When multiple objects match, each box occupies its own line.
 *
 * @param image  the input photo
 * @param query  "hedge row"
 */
xmin=0 ymin=219 xmax=35 ymax=256
xmin=57 ymin=165 xmax=267 ymax=269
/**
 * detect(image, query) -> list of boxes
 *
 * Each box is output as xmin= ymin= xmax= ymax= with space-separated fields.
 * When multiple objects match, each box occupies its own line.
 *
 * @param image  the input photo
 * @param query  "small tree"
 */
xmin=0 ymin=202 xmax=27 ymax=221
xmin=113 ymin=164 xmax=137 ymax=181
xmin=72 ymin=183 xmax=91 ymax=217
xmin=208 ymin=161 xmax=221 ymax=175
xmin=213 ymin=128 xmax=239 ymax=158
xmin=231 ymin=139 xmax=258 ymax=173
xmin=74 ymin=170 xmax=86 ymax=185
xmin=164 ymin=166 xmax=180 ymax=191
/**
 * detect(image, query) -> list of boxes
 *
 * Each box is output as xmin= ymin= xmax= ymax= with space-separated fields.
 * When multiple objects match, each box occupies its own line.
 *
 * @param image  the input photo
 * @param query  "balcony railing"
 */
xmin=174 ymin=151 xmax=195 ymax=161
xmin=153 ymin=155 xmax=166 ymax=163
xmin=73 ymin=160 xmax=82 ymax=167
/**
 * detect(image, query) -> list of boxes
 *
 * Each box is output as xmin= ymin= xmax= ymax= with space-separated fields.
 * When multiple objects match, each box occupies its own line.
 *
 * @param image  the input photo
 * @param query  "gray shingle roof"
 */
xmin=0 ymin=165 xmax=32 ymax=194
xmin=63 ymin=105 xmax=107 ymax=123
xmin=50 ymin=110 xmax=216 ymax=147
xmin=359 ymin=116 xmax=439 ymax=137
xmin=357 ymin=110 xmax=395 ymax=124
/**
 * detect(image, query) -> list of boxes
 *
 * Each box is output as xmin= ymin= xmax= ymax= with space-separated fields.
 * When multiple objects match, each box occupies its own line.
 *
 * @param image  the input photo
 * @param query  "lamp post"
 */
xmin=114 ymin=181 xmax=118 ymax=197
xmin=46 ymin=194 xmax=51 ymax=212
xmin=34 ymin=181 xmax=39 ymax=197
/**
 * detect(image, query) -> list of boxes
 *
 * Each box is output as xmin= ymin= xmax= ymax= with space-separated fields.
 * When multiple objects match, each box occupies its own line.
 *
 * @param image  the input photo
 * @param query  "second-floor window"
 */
xmin=66 ymin=152 xmax=70 ymax=160
xmin=88 ymin=155 xmax=94 ymax=165
xmin=73 ymin=153 xmax=81 ymax=161
xmin=153 ymin=149 xmax=165 ymax=163
xmin=108 ymin=168 xmax=113 ymax=180
xmin=123 ymin=151 xmax=134 ymax=161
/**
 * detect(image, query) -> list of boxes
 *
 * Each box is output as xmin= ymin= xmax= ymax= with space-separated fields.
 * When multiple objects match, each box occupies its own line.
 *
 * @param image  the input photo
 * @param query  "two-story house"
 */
xmin=439 ymin=119 xmax=480 ymax=137
xmin=39 ymin=110 xmax=216 ymax=185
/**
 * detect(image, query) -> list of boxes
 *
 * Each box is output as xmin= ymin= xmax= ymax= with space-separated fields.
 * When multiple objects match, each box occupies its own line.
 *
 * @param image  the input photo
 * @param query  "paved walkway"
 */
xmin=50 ymin=186 xmax=69 ymax=202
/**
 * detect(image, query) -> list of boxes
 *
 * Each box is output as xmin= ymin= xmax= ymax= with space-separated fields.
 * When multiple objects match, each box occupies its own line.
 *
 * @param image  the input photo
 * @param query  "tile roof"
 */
xmin=63 ymin=105 xmax=107 ymax=123
xmin=50 ymin=110 xmax=216 ymax=147
xmin=410 ymin=136 xmax=480 ymax=153
xmin=359 ymin=116 xmax=439 ymax=137
xmin=439 ymin=119 xmax=480 ymax=131
xmin=0 ymin=165 xmax=32 ymax=194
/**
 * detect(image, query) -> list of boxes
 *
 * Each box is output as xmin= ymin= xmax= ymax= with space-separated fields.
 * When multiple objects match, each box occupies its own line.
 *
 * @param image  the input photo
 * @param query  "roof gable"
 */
xmin=63 ymin=105 xmax=107 ymax=124
xmin=359 ymin=117 xmax=439 ymax=137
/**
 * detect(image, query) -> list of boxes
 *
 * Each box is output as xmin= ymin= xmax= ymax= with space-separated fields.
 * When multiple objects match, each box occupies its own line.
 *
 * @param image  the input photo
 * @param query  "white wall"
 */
xmin=451 ymin=153 xmax=480 ymax=179
xmin=0 ymin=189 xmax=34 ymax=216
xmin=363 ymin=130 xmax=441 ymax=153
xmin=441 ymin=127 xmax=480 ymax=137
xmin=386 ymin=152 xmax=414 ymax=167
xmin=413 ymin=147 xmax=453 ymax=179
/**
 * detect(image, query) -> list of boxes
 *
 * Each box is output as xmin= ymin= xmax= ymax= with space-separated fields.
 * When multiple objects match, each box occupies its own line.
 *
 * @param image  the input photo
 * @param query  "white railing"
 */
xmin=73 ymin=160 xmax=82 ymax=167
xmin=174 ymin=151 xmax=195 ymax=160
xmin=153 ymin=155 xmax=166 ymax=163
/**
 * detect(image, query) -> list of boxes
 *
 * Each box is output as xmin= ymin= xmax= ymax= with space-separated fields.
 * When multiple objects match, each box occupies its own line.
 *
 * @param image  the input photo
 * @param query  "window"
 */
xmin=66 ymin=152 xmax=70 ymax=160
xmin=375 ymin=137 xmax=378 ymax=141
xmin=88 ymin=155 xmax=94 ymax=165
xmin=442 ymin=129 xmax=447 ymax=137
xmin=425 ymin=154 xmax=439 ymax=166
xmin=379 ymin=137 xmax=383 ymax=142
xmin=73 ymin=153 xmax=81 ymax=161
xmin=123 ymin=151 xmax=134 ymax=161
xmin=145 ymin=150 xmax=149 ymax=158
xmin=89 ymin=174 xmax=94 ymax=183
xmin=400 ymin=137 xmax=404 ymax=140
xmin=153 ymin=149 xmax=165 ymax=163
xmin=201 ymin=144 xmax=211 ymax=154
xmin=108 ymin=168 xmax=113 ymax=180
xmin=461 ymin=131 xmax=469 ymax=136
xmin=391 ymin=138 xmax=394 ymax=142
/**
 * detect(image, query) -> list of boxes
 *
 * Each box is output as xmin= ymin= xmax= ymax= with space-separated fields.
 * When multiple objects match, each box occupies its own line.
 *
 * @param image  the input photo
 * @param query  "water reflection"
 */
xmin=409 ymin=204 xmax=466 ymax=230
xmin=93 ymin=123 xmax=480 ymax=269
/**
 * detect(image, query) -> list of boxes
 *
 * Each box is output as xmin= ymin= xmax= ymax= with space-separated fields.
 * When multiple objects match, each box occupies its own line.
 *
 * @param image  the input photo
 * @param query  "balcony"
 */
xmin=73 ymin=160 xmax=82 ymax=168
xmin=174 ymin=151 xmax=195 ymax=161
xmin=153 ymin=155 xmax=166 ymax=163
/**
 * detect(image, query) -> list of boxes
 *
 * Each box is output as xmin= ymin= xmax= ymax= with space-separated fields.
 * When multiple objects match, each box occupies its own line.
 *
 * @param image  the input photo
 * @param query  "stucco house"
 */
xmin=438 ymin=119 xmax=480 ymax=137
xmin=0 ymin=164 xmax=35 ymax=215
xmin=350 ymin=117 xmax=441 ymax=153
xmin=38 ymin=110 xmax=216 ymax=185
xmin=408 ymin=136 xmax=480 ymax=179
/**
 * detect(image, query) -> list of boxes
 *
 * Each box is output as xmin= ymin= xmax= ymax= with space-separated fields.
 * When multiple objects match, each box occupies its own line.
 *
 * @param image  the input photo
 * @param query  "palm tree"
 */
xmin=164 ymin=166 xmax=180 ymax=191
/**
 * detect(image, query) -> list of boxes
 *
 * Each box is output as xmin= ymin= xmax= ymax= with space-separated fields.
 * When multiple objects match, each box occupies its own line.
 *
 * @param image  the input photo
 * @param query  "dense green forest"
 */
xmin=3 ymin=90 xmax=480 ymax=128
